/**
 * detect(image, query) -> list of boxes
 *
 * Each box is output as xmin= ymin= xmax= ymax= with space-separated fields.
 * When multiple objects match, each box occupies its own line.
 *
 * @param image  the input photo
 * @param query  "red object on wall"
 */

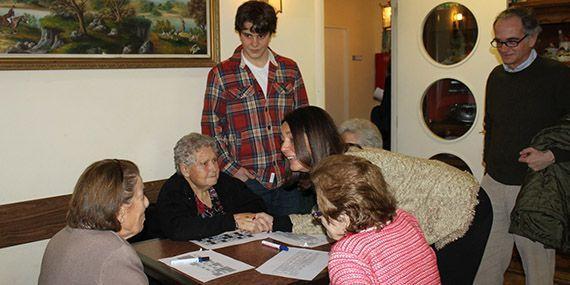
xmin=375 ymin=52 xmax=390 ymax=89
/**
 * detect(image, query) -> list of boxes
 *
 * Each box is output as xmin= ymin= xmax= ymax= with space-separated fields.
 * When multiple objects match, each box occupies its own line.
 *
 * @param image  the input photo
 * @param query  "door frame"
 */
xmin=324 ymin=26 xmax=350 ymax=124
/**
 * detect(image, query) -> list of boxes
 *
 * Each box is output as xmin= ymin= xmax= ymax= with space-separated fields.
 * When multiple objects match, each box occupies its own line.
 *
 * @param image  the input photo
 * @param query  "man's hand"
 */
xmin=518 ymin=147 xmax=555 ymax=171
xmin=234 ymin=167 xmax=255 ymax=182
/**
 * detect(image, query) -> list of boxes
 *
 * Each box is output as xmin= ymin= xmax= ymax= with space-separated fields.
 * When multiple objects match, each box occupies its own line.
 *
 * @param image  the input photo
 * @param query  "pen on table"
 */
xmin=170 ymin=256 xmax=210 ymax=266
xmin=261 ymin=240 xmax=289 ymax=251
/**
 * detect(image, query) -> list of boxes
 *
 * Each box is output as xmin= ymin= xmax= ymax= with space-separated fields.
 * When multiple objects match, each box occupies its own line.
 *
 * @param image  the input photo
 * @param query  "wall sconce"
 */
xmin=453 ymin=12 xmax=463 ymax=22
xmin=260 ymin=0 xmax=283 ymax=14
xmin=382 ymin=5 xmax=392 ymax=29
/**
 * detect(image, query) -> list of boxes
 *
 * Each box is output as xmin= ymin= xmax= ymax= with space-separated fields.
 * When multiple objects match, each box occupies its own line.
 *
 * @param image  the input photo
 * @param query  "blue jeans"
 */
xmin=245 ymin=179 xmax=315 ymax=216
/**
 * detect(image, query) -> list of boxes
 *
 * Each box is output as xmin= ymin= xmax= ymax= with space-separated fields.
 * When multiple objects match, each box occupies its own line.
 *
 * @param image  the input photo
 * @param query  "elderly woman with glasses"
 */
xmin=157 ymin=133 xmax=291 ymax=241
xmin=39 ymin=159 xmax=149 ymax=285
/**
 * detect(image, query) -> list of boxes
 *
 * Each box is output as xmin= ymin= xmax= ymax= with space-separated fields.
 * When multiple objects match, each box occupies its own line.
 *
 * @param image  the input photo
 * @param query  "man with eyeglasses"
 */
xmin=475 ymin=7 xmax=570 ymax=285
xmin=201 ymin=1 xmax=310 ymax=216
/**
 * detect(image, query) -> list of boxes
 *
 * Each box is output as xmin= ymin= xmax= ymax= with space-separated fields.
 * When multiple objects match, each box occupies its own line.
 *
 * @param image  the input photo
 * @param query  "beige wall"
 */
xmin=0 ymin=1 xmax=324 ymax=283
xmin=324 ymin=0 xmax=383 ymax=120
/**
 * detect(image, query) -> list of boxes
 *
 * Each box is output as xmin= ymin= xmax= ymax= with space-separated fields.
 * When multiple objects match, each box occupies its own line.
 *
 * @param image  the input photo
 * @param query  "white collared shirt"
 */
xmin=503 ymin=49 xmax=537 ymax=73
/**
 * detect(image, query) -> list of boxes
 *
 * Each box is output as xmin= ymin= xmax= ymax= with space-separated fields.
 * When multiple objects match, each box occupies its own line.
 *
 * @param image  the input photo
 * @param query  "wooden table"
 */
xmin=132 ymin=238 xmax=330 ymax=285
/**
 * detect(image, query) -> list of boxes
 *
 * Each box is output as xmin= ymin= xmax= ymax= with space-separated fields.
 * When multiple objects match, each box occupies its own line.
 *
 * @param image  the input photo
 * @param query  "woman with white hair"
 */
xmin=157 ymin=133 xmax=291 ymax=241
xmin=338 ymin=118 xmax=383 ymax=148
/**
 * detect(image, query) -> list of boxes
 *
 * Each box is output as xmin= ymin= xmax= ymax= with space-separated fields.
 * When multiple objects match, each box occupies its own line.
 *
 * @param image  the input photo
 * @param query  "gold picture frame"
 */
xmin=0 ymin=0 xmax=220 ymax=70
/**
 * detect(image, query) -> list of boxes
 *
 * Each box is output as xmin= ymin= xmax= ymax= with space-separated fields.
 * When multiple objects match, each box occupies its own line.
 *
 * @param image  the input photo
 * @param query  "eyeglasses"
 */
xmin=490 ymin=34 xmax=528 ymax=48
xmin=311 ymin=210 xmax=323 ymax=219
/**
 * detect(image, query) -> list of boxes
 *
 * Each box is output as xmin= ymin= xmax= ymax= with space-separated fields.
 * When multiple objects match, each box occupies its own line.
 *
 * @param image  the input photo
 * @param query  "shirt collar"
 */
xmin=503 ymin=49 xmax=537 ymax=73
xmin=239 ymin=48 xmax=277 ymax=69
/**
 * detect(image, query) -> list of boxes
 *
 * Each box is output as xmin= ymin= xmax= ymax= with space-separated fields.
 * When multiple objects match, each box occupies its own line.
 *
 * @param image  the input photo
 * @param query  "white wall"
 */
xmin=0 ymin=1 xmax=324 ymax=283
xmin=392 ymin=0 xmax=505 ymax=180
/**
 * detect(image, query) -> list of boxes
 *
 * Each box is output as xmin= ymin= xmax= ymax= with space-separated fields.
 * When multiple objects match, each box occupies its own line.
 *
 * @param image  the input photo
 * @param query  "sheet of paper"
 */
xmin=159 ymin=250 xmax=254 ymax=283
xmin=256 ymin=247 xmax=329 ymax=281
xmin=191 ymin=230 xmax=269 ymax=249
xmin=268 ymin=231 xmax=330 ymax=248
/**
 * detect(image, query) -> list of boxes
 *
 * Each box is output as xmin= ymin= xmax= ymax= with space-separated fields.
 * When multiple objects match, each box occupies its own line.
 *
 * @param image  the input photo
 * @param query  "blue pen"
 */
xmin=171 ymin=256 xmax=210 ymax=266
xmin=262 ymin=240 xmax=289 ymax=251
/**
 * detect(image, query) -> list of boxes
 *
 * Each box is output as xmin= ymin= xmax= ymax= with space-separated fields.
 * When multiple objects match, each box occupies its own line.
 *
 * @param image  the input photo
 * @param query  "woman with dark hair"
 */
xmin=281 ymin=106 xmax=492 ymax=285
xmin=39 ymin=159 xmax=149 ymax=285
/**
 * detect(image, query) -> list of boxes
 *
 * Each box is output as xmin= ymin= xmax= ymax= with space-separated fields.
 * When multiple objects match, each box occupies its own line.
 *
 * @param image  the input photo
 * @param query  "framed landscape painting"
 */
xmin=0 ymin=0 xmax=219 ymax=69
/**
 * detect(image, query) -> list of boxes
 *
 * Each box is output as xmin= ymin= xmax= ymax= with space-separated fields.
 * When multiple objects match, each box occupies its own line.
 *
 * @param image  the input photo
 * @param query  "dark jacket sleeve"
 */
xmin=550 ymin=148 xmax=570 ymax=163
xmin=273 ymin=216 xmax=293 ymax=232
xmin=215 ymin=174 xmax=292 ymax=231
xmin=157 ymin=172 xmax=277 ymax=241
xmin=549 ymin=65 xmax=570 ymax=163
xmin=215 ymin=172 xmax=267 ymax=213
xmin=157 ymin=173 xmax=236 ymax=241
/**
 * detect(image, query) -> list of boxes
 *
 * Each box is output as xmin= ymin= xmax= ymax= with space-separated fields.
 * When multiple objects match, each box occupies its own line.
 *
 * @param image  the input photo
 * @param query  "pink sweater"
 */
xmin=328 ymin=209 xmax=441 ymax=285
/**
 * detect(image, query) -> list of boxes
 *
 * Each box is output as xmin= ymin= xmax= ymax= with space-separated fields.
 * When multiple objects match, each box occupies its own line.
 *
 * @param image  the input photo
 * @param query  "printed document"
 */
xmin=160 ymin=250 xmax=253 ymax=283
xmin=191 ymin=230 xmax=269 ymax=249
xmin=256 ymin=247 xmax=329 ymax=281
xmin=268 ymin=231 xmax=330 ymax=248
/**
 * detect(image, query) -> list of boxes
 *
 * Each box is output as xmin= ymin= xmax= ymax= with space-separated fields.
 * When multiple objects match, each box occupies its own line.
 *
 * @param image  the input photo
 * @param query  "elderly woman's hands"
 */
xmin=253 ymin=212 xmax=274 ymax=231
xmin=233 ymin=213 xmax=273 ymax=233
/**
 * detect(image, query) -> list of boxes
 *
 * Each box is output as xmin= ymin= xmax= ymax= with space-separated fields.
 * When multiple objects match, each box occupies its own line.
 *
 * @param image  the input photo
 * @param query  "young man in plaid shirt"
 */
xmin=201 ymin=1 xmax=310 ymax=216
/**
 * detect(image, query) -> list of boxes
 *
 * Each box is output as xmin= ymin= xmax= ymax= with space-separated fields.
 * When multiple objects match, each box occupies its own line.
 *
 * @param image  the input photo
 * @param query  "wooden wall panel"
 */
xmin=0 ymin=179 xmax=164 ymax=249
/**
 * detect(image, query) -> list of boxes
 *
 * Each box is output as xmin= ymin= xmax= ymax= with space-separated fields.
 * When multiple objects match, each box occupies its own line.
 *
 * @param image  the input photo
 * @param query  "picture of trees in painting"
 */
xmin=0 ymin=0 xmax=208 ymax=55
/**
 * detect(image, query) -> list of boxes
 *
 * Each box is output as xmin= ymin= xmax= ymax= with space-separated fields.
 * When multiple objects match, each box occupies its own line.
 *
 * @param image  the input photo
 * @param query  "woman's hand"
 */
xmin=253 ymin=212 xmax=274 ymax=232
xmin=234 ymin=213 xmax=258 ymax=232
xmin=234 ymin=212 xmax=273 ymax=233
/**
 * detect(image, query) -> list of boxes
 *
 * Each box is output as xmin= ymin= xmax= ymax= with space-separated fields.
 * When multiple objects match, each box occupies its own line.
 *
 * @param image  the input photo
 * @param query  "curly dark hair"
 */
xmin=235 ymin=0 xmax=277 ymax=35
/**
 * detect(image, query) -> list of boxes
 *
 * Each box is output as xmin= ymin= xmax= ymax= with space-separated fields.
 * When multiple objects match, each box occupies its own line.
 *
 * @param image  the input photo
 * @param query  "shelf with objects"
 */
xmin=510 ymin=0 xmax=570 ymax=65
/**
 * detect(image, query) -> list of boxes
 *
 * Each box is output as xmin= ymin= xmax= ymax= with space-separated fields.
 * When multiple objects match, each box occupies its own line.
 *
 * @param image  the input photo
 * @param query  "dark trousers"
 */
xmin=434 ymin=188 xmax=493 ymax=285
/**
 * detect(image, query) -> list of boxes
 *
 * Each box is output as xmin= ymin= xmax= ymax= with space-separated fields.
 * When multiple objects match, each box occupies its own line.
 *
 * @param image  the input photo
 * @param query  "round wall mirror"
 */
xmin=422 ymin=78 xmax=476 ymax=140
xmin=423 ymin=2 xmax=478 ymax=65
xmin=430 ymin=153 xmax=472 ymax=174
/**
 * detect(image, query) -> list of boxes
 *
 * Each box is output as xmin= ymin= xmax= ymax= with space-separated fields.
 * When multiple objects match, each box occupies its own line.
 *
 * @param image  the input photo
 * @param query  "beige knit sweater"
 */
xmin=292 ymin=147 xmax=480 ymax=249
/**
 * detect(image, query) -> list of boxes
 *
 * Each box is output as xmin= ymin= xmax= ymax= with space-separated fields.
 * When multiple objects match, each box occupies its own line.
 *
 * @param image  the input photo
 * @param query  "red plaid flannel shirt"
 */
xmin=201 ymin=46 xmax=308 ymax=189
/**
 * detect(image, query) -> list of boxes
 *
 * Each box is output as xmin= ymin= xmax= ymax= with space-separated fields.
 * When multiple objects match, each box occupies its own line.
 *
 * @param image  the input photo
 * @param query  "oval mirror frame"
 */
xmin=422 ymin=2 xmax=478 ymax=65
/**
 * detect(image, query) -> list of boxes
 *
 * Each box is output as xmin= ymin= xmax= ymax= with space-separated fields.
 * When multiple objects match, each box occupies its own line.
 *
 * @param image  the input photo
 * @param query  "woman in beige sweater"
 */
xmin=39 ymin=159 xmax=149 ymax=285
xmin=281 ymin=106 xmax=492 ymax=285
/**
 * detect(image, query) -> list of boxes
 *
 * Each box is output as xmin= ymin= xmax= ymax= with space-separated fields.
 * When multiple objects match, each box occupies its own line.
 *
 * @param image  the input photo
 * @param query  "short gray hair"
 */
xmin=338 ymin=118 xmax=383 ymax=148
xmin=173 ymin=133 xmax=217 ymax=174
xmin=494 ymin=7 xmax=542 ymax=36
